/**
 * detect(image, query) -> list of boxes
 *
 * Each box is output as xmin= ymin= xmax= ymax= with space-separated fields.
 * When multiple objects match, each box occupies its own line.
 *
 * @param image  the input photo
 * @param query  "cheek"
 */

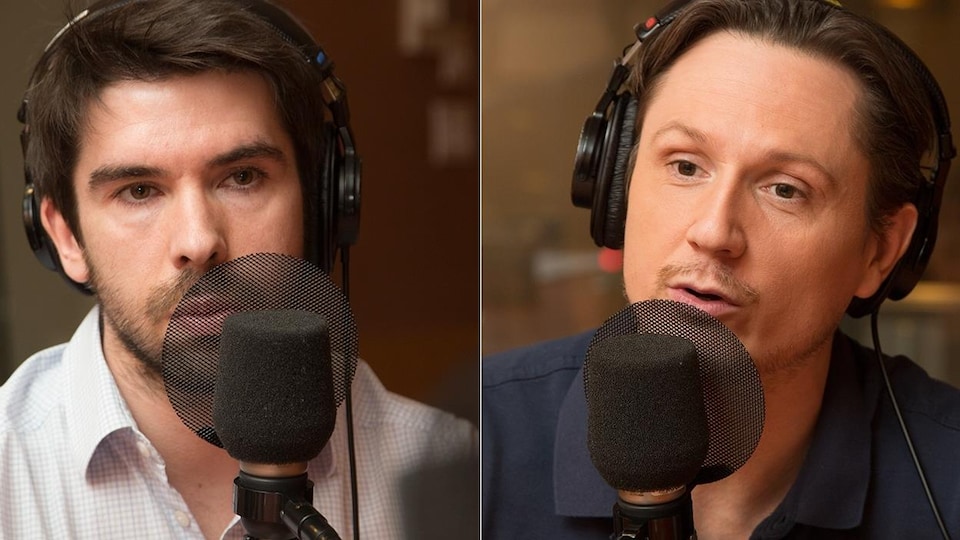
xmin=239 ymin=191 xmax=305 ymax=254
xmin=752 ymin=233 xmax=865 ymax=312
xmin=621 ymin=257 xmax=650 ymax=303
xmin=621 ymin=197 xmax=672 ymax=300
xmin=79 ymin=215 xmax=144 ymax=265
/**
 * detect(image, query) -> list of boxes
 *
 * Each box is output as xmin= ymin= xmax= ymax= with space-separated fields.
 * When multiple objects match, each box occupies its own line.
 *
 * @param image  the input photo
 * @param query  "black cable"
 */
xmin=341 ymin=247 xmax=361 ymax=540
xmin=869 ymin=310 xmax=949 ymax=539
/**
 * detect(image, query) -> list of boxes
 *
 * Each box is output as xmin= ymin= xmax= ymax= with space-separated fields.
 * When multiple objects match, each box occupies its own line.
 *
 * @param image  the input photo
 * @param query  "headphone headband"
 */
xmin=570 ymin=0 xmax=954 ymax=318
xmin=19 ymin=0 xmax=361 ymax=291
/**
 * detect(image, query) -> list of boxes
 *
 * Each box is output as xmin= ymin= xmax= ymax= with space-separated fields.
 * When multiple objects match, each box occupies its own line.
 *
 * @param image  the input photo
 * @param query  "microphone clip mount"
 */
xmin=613 ymin=488 xmax=696 ymax=540
xmin=234 ymin=470 xmax=341 ymax=540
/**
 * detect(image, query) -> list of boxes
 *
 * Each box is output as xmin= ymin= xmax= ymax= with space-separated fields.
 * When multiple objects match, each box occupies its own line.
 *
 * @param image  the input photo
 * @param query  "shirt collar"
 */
xmin=62 ymin=306 xmax=139 ymax=480
xmin=552 ymin=331 xmax=878 ymax=529
xmin=762 ymin=332 xmax=877 ymax=533
xmin=553 ymin=338 xmax=617 ymax=517
xmin=61 ymin=305 xmax=347 ymax=484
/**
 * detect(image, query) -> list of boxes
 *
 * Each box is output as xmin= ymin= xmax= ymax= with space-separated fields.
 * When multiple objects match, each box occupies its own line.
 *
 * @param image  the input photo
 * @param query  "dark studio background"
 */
xmin=481 ymin=0 xmax=960 ymax=389
xmin=0 ymin=1 xmax=479 ymax=426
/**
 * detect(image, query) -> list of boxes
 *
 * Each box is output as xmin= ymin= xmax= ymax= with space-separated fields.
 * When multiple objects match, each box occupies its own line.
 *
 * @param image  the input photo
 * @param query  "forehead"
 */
xmin=641 ymin=31 xmax=867 ymax=172
xmin=652 ymin=31 xmax=862 ymax=122
xmin=77 ymin=70 xmax=291 ymax=165
xmin=85 ymin=70 xmax=279 ymax=130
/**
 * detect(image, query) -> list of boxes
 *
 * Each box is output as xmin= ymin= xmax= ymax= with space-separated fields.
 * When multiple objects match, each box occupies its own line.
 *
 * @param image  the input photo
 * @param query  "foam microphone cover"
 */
xmin=586 ymin=333 xmax=709 ymax=493
xmin=213 ymin=309 xmax=336 ymax=464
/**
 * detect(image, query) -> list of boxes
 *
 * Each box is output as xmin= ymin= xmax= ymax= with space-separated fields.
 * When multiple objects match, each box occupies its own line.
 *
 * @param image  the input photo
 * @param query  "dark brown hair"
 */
xmin=23 ymin=0 xmax=327 ymax=246
xmin=628 ymin=0 xmax=939 ymax=234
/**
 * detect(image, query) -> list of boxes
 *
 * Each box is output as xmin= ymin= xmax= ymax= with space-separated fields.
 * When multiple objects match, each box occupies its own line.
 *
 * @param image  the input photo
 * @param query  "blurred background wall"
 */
xmin=481 ymin=0 xmax=960 ymax=389
xmin=0 ymin=0 xmax=479 ymax=426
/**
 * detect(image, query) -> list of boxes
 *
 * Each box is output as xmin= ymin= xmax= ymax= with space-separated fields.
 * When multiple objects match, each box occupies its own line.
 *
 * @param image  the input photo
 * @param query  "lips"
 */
xmin=169 ymin=295 xmax=236 ymax=337
xmin=670 ymin=276 xmax=737 ymax=302
xmin=667 ymin=288 xmax=736 ymax=318
xmin=654 ymin=262 xmax=758 ymax=319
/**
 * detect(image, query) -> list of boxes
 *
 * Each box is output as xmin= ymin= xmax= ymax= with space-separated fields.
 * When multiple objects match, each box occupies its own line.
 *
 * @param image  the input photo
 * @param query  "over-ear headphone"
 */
xmin=571 ymin=0 xmax=954 ymax=318
xmin=18 ymin=0 xmax=361 ymax=293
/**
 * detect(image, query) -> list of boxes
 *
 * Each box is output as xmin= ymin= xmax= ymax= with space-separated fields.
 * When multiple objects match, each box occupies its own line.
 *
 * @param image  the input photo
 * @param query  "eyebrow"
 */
xmin=650 ymin=121 xmax=708 ymax=145
xmin=209 ymin=141 xmax=285 ymax=168
xmin=87 ymin=141 xmax=287 ymax=187
xmin=649 ymin=121 xmax=836 ymax=185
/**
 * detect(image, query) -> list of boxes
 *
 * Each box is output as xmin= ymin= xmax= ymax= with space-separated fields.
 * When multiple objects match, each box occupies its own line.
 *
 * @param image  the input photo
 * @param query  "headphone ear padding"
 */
xmin=592 ymin=94 xmax=638 ymax=249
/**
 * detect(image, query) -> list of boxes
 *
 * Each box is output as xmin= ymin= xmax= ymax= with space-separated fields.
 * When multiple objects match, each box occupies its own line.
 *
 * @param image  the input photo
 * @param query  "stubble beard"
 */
xmin=752 ymin=311 xmax=841 ymax=390
xmin=87 ymin=257 xmax=202 ymax=387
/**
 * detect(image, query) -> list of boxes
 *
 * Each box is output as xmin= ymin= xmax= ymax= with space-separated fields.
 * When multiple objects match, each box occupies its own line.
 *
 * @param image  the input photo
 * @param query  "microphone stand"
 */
xmin=613 ymin=487 xmax=696 ymax=540
xmin=235 ymin=463 xmax=341 ymax=540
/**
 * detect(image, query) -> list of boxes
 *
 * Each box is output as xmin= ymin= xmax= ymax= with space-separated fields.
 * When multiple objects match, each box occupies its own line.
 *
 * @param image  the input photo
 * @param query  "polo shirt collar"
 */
xmin=760 ymin=333 xmax=876 ymax=533
xmin=553 ymin=347 xmax=617 ymax=517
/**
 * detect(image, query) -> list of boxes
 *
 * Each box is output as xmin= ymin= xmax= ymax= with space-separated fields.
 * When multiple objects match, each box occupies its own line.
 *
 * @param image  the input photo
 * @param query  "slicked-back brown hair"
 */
xmin=628 ymin=0 xmax=939 ymax=235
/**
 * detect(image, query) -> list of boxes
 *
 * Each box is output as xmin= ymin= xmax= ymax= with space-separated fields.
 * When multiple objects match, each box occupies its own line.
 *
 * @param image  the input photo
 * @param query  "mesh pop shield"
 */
xmin=162 ymin=252 xmax=358 ymax=447
xmin=584 ymin=299 xmax=764 ymax=486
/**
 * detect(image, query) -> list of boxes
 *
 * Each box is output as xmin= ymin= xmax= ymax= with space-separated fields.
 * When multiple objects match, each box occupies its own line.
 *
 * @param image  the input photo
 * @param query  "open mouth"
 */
xmin=685 ymin=288 xmax=723 ymax=302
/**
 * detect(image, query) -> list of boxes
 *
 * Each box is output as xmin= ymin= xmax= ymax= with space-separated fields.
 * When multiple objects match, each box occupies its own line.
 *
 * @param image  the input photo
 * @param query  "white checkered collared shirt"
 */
xmin=0 ymin=307 xmax=478 ymax=539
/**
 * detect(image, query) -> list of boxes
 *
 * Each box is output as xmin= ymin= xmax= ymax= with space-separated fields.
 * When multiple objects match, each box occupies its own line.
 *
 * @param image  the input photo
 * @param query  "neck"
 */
xmin=691 ymin=337 xmax=833 ymax=539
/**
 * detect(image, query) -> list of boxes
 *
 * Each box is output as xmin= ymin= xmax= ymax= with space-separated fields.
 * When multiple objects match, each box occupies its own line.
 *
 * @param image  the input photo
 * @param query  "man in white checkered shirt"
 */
xmin=0 ymin=1 xmax=478 ymax=538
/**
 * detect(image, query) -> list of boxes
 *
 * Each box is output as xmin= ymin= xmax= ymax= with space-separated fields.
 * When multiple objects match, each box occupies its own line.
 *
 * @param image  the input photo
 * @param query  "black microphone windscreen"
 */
xmin=212 ymin=309 xmax=336 ymax=464
xmin=586 ymin=333 xmax=709 ymax=492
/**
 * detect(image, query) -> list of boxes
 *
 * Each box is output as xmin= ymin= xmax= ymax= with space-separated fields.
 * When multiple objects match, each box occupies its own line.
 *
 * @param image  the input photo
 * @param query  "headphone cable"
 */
xmin=869 ymin=309 xmax=949 ymax=539
xmin=341 ymin=247 xmax=361 ymax=540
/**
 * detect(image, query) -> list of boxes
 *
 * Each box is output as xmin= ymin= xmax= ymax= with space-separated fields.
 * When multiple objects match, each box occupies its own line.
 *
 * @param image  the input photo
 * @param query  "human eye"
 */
xmin=224 ymin=167 xmax=266 ymax=189
xmin=115 ymin=183 xmax=159 ymax=205
xmin=769 ymin=182 xmax=806 ymax=201
xmin=668 ymin=159 xmax=706 ymax=180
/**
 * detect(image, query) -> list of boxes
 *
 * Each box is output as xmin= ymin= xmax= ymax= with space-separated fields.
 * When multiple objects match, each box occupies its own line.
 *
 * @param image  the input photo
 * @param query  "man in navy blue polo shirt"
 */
xmin=482 ymin=0 xmax=960 ymax=538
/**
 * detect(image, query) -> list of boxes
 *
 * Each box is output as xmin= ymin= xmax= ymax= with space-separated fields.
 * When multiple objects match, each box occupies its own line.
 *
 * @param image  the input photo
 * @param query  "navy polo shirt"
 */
xmin=481 ymin=330 xmax=960 ymax=539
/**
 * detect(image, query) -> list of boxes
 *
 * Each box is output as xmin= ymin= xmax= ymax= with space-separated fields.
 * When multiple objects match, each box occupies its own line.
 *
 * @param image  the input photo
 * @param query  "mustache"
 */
xmin=145 ymin=268 xmax=204 ymax=321
xmin=656 ymin=262 xmax=759 ymax=304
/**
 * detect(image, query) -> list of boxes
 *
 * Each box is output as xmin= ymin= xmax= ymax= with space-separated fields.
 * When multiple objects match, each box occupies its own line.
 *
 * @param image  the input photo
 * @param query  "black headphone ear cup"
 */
xmin=571 ymin=113 xmax=605 ymax=211
xmin=316 ymin=121 xmax=362 ymax=273
xmin=20 ymin=102 xmax=63 ymax=275
xmin=316 ymin=122 xmax=339 ymax=272
xmin=591 ymin=94 xmax=638 ymax=249
xmin=336 ymin=144 xmax=361 ymax=249
xmin=22 ymin=183 xmax=59 ymax=272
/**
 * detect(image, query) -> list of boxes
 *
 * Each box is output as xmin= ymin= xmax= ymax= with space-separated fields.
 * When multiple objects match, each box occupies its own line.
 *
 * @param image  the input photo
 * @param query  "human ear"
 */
xmin=39 ymin=197 xmax=90 ymax=285
xmin=854 ymin=203 xmax=919 ymax=299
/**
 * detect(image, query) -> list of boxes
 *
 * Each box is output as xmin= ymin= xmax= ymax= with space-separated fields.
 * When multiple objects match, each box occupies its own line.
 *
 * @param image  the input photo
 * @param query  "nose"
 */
xmin=169 ymin=188 xmax=227 ymax=272
xmin=685 ymin=179 xmax=747 ymax=259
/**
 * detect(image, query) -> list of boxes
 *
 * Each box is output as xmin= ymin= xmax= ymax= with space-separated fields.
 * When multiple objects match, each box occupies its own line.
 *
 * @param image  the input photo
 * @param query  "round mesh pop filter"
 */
xmin=161 ymin=252 xmax=358 ymax=447
xmin=584 ymin=299 xmax=764 ymax=485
